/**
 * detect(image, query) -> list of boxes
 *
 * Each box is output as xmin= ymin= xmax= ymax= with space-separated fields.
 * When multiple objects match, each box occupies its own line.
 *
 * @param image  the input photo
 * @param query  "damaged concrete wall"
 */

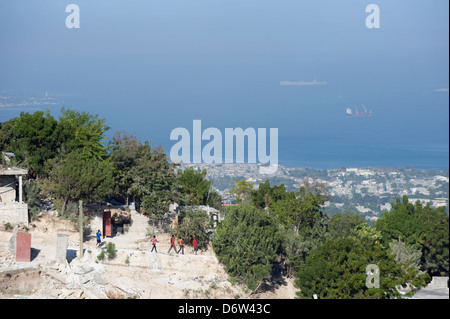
xmin=0 ymin=203 xmax=29 ymax=226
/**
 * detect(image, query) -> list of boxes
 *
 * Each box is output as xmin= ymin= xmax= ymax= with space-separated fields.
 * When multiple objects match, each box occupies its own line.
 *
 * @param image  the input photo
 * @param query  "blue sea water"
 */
xmin=278 ymin=136 xmax=449 ymax=170
xmin=1 ymin=96 xmax=448 ymax=171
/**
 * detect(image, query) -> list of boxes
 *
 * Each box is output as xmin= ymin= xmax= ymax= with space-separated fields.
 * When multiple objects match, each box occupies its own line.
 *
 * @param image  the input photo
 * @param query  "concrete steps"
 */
xmin=127 ymin=205 xmax=150 ymax=237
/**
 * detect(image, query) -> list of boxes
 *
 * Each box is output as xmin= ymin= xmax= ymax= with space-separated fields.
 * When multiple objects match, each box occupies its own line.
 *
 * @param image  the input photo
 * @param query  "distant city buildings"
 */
xmin=180 ymin=163 xmax=449 ymax=222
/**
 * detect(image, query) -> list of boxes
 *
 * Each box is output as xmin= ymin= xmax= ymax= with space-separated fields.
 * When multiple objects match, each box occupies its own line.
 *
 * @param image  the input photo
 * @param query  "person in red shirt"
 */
xmin=192 ymin=238 xmax=198 ymax=255
xmin=167 ymin=235 xmax=177 ymax=254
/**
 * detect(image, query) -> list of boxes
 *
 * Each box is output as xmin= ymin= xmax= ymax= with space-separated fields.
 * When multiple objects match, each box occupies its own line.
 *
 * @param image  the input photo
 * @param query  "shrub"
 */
xmin=105 ymin=242 xmax=116 ymax=260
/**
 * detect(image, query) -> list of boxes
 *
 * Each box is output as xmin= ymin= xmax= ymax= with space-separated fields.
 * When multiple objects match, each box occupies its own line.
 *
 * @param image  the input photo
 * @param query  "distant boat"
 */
xmin=346 ymin=105 xmax=373 ymax=117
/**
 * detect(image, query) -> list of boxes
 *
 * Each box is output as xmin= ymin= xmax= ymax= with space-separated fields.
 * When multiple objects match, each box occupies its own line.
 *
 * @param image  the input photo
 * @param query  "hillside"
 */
xmin=0 ymin=213 xmax=296 ymax=299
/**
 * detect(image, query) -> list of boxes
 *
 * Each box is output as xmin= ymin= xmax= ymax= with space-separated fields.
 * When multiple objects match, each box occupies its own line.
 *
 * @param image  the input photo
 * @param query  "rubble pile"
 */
xmin=1 ymin=249 xmax=110 ymax=299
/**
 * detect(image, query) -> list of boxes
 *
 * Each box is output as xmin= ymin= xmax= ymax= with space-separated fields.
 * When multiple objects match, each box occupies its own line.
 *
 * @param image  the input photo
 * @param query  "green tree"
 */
xmin=271 ymin=180 xmax=329 ymax=236
xmin=282 ymin=229 xmax=316 ymax=277
xmin=23 ymin=180 xmax=44 ymax=221
xmin=212 ymin=205 xmax=283 ymax=291
xmin=43 ymin=149 xmax=114 ymax=216
xmin=176 ymin=208 xmax=211 ymax=250
xmin=295 ymin=232 xmax=429 ymax=299
xmin=251 ymin=181 xmax=288 ymax=210
xmin=131 ymin=143 xmax=180 ymax=228
xmin=251 ymin=180 xmax=272 ymax=209
xmin=10 ymin=110 xmax=61 ymax=178
xmin=267 ymin=180 xmax=330 ymax=277
xmin=177 ymin=167 xmax=212 ymax=206
xmin=328 ymin=212 xmax=365 ymax=238
xmin=57 ymin=107 xmax=110 ymax=160
xmin=231 ymin=178 xmax=254 ymax=204
xmin=0 ymin=118 xmax=16 ymax=153
xmin=389 ymin=237 xmax=422 ymax=272
xmin=376 ymin=195 xmax=449 ymax=276
xmin=206 ymin=189 xmax=223 ymax=211
xmin=109 ymin=131 xmax=142 ymax=204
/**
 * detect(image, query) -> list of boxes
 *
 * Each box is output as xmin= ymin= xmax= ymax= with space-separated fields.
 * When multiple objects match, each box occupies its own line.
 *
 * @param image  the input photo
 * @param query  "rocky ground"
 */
xmin=0 ymin=214 xmax=296 ymax=299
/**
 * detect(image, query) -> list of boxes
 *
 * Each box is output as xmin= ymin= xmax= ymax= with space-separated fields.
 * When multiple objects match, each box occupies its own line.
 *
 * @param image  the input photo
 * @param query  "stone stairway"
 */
xmin=126 ymin=204 xmax=150 ymax=238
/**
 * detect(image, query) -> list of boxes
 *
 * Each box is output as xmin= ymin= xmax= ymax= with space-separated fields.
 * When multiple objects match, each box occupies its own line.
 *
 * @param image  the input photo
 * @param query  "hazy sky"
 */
xmin=0 ymin=0 xmax=448 ymax=166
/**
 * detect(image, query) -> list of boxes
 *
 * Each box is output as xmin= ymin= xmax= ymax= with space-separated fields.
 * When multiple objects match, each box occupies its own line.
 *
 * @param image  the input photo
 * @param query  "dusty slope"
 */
xmin=0 ymin=215 xmax=296 ymax=299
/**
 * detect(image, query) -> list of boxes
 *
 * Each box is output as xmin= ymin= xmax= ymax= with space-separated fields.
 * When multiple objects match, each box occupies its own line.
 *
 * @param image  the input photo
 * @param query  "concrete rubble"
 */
xmin=1 ymin=247 xmax=110 ymax=299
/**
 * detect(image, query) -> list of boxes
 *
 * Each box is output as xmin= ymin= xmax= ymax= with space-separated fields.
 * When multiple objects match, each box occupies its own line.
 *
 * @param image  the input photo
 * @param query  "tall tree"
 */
xmin=213 ymin=204 xmax=283 ymax=291
xmin=177 ymin=167 xmax=212 ymax=206
xmin=131 ymin=143 xmax=180 ymax=228
xmin=43 ymin=149 xmax=114 ymax=216
xmin=271 ymin=179 xmax=330 ymax=236
xmin=376 ymin=195 xmax=449 ymax=276
xmin=251 ymin=180 xmax=272 ymax=209
xmin=109 ymin=131 xmax=142 ymax=204
xmin=57 ymin=107 xmax=110 ymax=160
xmin=10 ymin=110 xmax=60 ymax=178
xmin=295 ymin=227 xmax=429 ymax=299
xmin=328 ymin=212 xmax=365 ymax=239
xmin=0 ymin=118 xmax=16 ymax=152
xmin=231 ymin=178 xmax=254 ymax=204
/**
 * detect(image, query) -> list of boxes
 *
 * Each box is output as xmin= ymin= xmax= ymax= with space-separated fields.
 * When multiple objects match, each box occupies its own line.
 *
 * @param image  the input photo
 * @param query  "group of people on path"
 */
xmin=95 ymin=229 xmax=198 ymax=256
xmin=151 ymin=234 xmax=198 ymax=255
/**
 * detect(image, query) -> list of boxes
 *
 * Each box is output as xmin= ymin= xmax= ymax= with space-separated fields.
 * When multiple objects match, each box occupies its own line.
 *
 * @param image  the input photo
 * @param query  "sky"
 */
xmin=0 ymin=0 xmax=448 ymax=168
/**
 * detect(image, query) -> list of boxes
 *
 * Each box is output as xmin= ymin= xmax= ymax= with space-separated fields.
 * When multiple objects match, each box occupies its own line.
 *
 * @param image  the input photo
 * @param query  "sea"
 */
xmin=277 ymin=136 xmax=449 ymax=170
xmin=1 ymin=94 xmax=448 ymax=171
xmin=1 ymin=109 xmax=448 ymax=171
xmin=163 ymin=134 xmax=449 ymax=171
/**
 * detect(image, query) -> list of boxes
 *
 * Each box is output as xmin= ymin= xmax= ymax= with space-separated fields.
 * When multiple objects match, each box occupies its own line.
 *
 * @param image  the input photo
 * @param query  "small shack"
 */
xmin=0 ymin=167 xmax=28 ymax=226
xmin=83 ymin=204 xmax=131 ymax=238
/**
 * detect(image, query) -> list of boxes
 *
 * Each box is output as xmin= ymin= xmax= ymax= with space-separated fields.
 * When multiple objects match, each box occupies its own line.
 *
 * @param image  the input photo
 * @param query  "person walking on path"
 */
xmin=96 ymin=230 xmax=102 ymax=247
xmin=151 ymin=235 xmax=159 ymax=253
xmin=193 ymin=238 xmax=198 ymax=255
xmin=167 ymin=235 xmax=178 ymax=254
xmin=178 ymin=237 xmax=184 ymax=254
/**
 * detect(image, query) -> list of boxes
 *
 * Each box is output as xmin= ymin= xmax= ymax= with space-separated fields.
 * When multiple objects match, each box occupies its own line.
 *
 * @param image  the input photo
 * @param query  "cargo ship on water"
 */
xmin=346 ymin=105 xmax=373 ymax=117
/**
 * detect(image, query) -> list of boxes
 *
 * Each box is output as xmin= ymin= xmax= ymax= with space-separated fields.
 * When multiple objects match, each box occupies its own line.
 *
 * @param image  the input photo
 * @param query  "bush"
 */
xmin=97 ymin=249 xmax=105 ymax=261
xmin=96 ymin=242 xmax=116 ymax=261
xmin=105 ymin=242 xmax=116 ymax=260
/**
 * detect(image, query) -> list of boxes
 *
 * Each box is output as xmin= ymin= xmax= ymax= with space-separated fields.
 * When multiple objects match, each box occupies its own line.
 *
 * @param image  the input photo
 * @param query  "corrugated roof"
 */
xmin=0 ymin=167 xmax=28 ymax=175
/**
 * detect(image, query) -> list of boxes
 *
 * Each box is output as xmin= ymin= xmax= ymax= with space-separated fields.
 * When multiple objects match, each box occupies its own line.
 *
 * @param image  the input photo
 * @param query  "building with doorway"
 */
xmin=83 ymin=204 xmax=113 ymax=238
